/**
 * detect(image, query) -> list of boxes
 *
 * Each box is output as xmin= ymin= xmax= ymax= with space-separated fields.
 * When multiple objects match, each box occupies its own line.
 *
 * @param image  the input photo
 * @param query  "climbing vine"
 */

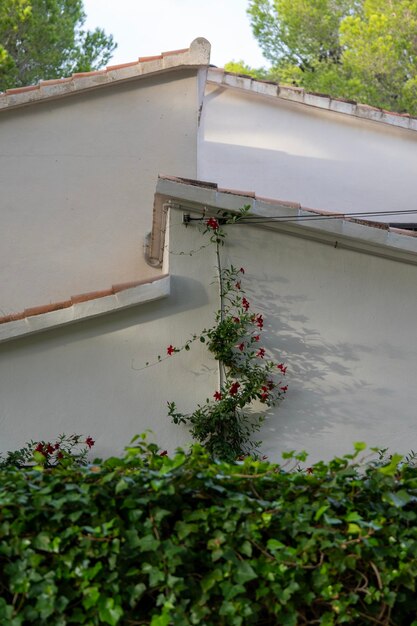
xmin=165 ymin=209 xmax=288 ymax=460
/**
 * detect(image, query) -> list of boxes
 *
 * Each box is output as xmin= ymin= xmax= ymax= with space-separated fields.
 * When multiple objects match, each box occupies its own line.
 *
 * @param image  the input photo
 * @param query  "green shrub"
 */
xmin=1 ymin=438 xmax=417 ymax=625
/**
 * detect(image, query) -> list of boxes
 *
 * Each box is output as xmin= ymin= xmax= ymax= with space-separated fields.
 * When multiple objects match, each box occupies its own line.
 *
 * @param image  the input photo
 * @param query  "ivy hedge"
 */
xmin=1 ymin=439 xmax=417 ymax=625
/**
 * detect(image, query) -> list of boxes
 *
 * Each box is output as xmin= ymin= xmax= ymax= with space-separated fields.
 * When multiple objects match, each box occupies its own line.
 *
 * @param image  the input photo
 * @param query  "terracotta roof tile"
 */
xmin=6 ymin=85 xmax=39 ymax=95
xmin=70 ymin=71 xmax=106 ymax=79
xmin=40 ymin=78 xmax=72 ymax=86
xmin=105 ymin=61 xmax=138 ymax=72
xmin=162 ymin=48 xmax=189 ymax=57
xmin=71 ymin=288 xmax=114 ymax=304
xmin=138 ymin=54 xmax=163 ymax=62
xmin=24 ymin=300 xmax=72 ymax=318
xmin=112 ymin=278 xmax=150 ymax=293
xmin=0 ymin=312 xmax=26 ymax=325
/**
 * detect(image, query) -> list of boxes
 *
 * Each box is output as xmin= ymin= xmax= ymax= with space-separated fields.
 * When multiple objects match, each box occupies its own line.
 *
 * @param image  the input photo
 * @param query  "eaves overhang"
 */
xmin=152 ymin=176 xmax=417 ymax=267
xmin=0 ymin=274 xmax=170 ymax=344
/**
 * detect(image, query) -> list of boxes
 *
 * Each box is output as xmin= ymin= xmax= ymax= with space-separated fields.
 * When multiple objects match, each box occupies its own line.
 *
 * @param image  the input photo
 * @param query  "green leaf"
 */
xmin=98 ymin=597 xmax=123 ymax=626
xmin=379 ymin=454 xmax=403 ymax=476
xmin=115 ymin=478 xmax=129 ymax=494
xmin=347 ymin=523 xmax=361 ymax=535
xmin=384 ymin=490 xmax=412 ymax=508
xmin=314 ymin=505 xmax=329 ymax=521
xmin=234 ymin=561 xmax=257 ymax=584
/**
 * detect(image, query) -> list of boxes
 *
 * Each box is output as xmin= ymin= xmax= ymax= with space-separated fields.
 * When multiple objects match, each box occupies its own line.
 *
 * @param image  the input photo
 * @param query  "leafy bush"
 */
xmin=1 ymin=438 xmax=417 ymax=625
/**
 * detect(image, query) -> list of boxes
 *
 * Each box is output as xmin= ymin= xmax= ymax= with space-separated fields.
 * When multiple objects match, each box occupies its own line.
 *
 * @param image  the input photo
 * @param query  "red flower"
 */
xmin=235 ymin=281 xmax=241 ymax=290
xmin=46 ymin=443 xmax=54 ymax=455
xmin=206 ymin=217 xmax=219 ymax=230
xmin=277 ymin=363 xmax=287 ymax=375
xmin=255 ymin=314 xmax=264 ymax=329
xmin=54 ymin=442 xmax=60 ymax=450
xmin=267 ymin=380 xmax=275 ymax=390
xmin=257 ymin=348 xmax=266 ymax=359
xmin=253 ymin=335 xmax=260 ymax=342
xmin=242 ymin=297 xmax=250 ymax=311
xmin=85 ymin=436 xmax=95 ymax=449
xmin=229 ymin=381 xmax=240 ymax=396
xmin=280 ymin=385 xmax=288 ymax=393
xmin=306 ymin=467 xmax=314 ymax=475
xmin=35 ymin=443 xmax=46 ymax=456
xmin=233 ymin=317 xmax=240 ymax=324
xmin=213 ymin=391 xmax=222 ymax=401
xmin=159 ymin=450 xmax=168 ymax=457
xmin=57 ymin=451 xmax=64 ymax=460
xmin=237 ymin=342 xmax=245 ymax=352
xmin=260 ymin=386 xmax=269 ymax=402
xmin=239 ymin=267 xmax=245 ymax=274
xmin=167 ymin=345 xmax=175 ymax=356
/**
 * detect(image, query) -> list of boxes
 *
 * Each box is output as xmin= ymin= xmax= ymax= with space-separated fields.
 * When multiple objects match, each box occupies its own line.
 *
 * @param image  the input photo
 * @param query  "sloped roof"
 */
xmin=0 ymin=38 xmax=211 ymax=111
xmin=0 ymin=275 xmax=170 ymax=344
xmin=151 ymin=175 xmax=417 ymax=267
xmin=207 ymin=68 xmax=417 ymax=133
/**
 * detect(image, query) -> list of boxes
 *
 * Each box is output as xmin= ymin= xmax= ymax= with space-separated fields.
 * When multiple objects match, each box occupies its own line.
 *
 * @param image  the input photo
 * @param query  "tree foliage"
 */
xmin=0 ymin=0 xmax=116 ymax=91
xmin=227 ymin=0 xmax=417 ymax=114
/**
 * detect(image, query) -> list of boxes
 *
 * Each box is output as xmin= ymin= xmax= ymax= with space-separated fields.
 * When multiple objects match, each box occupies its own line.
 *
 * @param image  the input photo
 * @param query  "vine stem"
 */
xmin=215 ymin=237 xmax=225 ymax=389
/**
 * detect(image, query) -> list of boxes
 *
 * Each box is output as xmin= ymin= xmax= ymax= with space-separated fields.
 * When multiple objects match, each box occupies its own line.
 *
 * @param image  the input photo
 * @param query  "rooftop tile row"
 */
xmin=207 ymin=68 xmax=417 ymax=132
xmin=0 ymin=38 xmax=211 ymax=111
xmin=0 ymin=276 xmax=163 ymax=326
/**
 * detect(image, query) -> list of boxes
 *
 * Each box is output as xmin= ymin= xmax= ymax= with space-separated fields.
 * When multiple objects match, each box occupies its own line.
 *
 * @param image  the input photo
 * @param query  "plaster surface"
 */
xmin=0 ymin=70 xmax=199 ymax=313
xmin=199 ymin=83 xmax=417 ymax=223
xmin=2 ymin=207 xmax=417 ymax=463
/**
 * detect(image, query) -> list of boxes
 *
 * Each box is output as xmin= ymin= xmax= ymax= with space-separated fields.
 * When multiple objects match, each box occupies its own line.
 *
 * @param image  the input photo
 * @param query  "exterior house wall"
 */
xmin=221 ymin=223 xmax=417 ymax=461
xmin=2 ymin=203 xmax=417 ymax=461
xmin=0 ymin=70 xmax=200 ymax=313
xmin=199 ymin=82 xmax=417 ymax=222
xmin=0 ymin=208 xmax=218 ymax=458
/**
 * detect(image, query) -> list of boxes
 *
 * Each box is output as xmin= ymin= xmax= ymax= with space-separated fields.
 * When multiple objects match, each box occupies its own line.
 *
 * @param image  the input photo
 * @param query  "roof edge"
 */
xmin=0 ymin=274 xmax=170 ymax=344
xmin=154 ymin=175 xmax=417 ymax=266
xmin=207 ymin=68 xmax=417 ymax=133
xmin=0 ymin=38 xmax=211 ymax=111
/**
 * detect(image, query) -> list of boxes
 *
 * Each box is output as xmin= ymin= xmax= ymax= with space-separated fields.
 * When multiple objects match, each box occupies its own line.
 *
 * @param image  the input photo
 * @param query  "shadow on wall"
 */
xmin=239 ymin=272 xmax=397 ymax=450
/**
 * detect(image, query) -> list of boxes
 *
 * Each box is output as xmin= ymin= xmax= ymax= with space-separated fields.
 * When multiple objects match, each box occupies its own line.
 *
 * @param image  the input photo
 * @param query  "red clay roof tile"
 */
xmin=138 ymin=54 xmax=163 ymax=62
xmin=6 ymin=85 xmax=39 ymax=94
xmin=106 ymin=61 xmax=139 ymax=71
xmin=24 ymin=300 xmax=72 ymax=317
xmin=71 ymin=289 xmax=114 ymax=304
xmin=162 ymin=48 xmax=189 ymax=57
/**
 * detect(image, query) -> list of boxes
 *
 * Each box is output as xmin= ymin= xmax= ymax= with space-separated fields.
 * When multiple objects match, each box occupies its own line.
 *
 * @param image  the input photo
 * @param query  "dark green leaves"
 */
xmin=1 ymin=441 xmax=417 ymax=624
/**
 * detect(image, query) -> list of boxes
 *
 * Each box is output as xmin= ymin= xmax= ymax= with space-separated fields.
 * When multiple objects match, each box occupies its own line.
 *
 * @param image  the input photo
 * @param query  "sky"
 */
xmin=83 ymin=0 xmax=269 ymax=70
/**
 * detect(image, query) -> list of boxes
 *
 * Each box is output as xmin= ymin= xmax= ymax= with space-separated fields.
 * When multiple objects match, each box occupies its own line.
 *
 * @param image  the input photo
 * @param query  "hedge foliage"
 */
xmin=1 ymin=438 xmax=417 ymax=625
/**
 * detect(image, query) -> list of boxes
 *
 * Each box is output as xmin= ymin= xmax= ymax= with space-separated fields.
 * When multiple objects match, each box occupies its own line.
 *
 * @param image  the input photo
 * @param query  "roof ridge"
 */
xmin=0 ymin=38 xmax=211 ymax=111
xmin=208 ymin=67 xmax=417 ymax=132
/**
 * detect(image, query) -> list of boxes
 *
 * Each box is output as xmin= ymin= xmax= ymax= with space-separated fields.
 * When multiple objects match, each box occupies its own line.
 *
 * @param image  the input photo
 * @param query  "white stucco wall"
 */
xmin=0 ymin=208 xmax=218 ymax=458
xmin=2 ymin=204 xmax=417 ymax=463
xmin=199 ymin=82 xmax=417 ymax=223
xmin=0 ymin=70 xmax=200 ymax=313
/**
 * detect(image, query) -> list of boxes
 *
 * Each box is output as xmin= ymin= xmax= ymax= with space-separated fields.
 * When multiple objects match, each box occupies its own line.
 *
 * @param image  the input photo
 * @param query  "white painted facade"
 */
xmin=1 ymin=39 xmax=417 ymax=461
xmin=2 ymin=188 xmax=417 ymax=462
xmin=199 ymin=69 xmax=417 ymax=223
